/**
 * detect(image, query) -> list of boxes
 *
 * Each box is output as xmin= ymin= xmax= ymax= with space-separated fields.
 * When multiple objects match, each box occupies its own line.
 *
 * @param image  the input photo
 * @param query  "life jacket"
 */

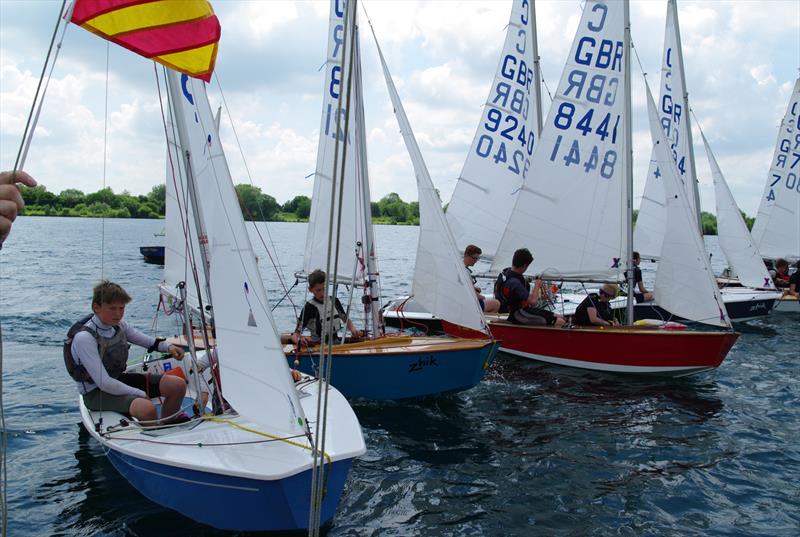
xmin=494 ymin=268 xmax=529 ymax=313
xmin=308 ymin=298 xmax=344 ymax=338
xmin=63 ymin=315 xmax=130 ymax=382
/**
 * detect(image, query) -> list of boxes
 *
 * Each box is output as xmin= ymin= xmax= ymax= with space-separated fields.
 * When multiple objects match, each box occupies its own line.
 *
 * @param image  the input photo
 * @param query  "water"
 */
xmin=1 ymin=217 xmax=798 ymax=536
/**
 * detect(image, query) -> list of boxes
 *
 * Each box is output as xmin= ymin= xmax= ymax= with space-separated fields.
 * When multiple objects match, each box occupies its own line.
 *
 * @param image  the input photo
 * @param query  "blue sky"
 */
xmin=1 ymin=0 xmax=798 ymax=215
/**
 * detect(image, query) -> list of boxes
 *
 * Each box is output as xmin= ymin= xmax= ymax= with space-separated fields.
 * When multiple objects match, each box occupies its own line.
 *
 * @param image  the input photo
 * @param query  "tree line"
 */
xmin=20 ymin=184 xmax=421 ymax=225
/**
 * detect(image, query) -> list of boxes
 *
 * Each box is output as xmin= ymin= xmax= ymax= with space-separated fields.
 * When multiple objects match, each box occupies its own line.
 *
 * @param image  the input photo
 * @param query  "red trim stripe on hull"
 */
xmin=484 ymin=323 xmax=739 ymax=377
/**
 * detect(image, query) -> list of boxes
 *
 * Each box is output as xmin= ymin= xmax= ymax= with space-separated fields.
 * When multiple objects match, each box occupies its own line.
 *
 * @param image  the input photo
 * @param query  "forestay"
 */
xmin=371 ymin=29 xmax=488 ymax=334
xmin=646 ymin=85 xmax=729 ymax=328
xmin=446 ymin=0 xmax=541 ymax=259
xmin=702 ymin=131 xmax=776 ymax=290
xmin=304 ymin=0 xmax=370 ymax=281
xmin=750 ymin=77 xmax=800 ymax=262
xmin=633 ymin=0 xmax=699 ymax=260
xmin=491 ymin=1 xmax=625 ymax=281
xmin=167 ymin=71 xmax=308 ymax=436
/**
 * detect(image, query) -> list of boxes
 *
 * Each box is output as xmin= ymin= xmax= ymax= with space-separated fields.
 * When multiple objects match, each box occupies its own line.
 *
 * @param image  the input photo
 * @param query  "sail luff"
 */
xmin=530 ymin=0 xmax=544 ymax=137
xmin=623 ymin=0 xmax=635 ymax=325
xmin=369 ymin=23 xmax=488 ymax=334
xmin=701 ymin=130 xmax=776 ymax=290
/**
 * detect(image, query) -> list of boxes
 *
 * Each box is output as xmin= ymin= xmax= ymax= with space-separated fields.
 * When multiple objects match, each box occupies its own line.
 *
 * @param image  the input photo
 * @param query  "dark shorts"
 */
xmin=510 ymin=307 xmax=557 ymax=326
xmin=82 ymin=373 xmax=162 ymax=415
xmin=634 ymin=292 xmax=645 ymax=303
xmin=479 ymin=298 xmax=486 ymax=311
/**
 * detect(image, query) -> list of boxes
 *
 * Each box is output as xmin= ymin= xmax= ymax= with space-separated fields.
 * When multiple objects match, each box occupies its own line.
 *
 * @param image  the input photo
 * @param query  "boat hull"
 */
xmin=634 ymin=294 xmax=778 ymax=323
xmin=105 ymin=446 xmax=352 ymax=532
xmin=139 ymin=245 xmax=165 ymax=264
xmin=286 ymin=337 xmax=499 ymax=399
xmin=486 ymin=323 xmax=739 ymax=377
xmin=773 ymin=295 xmax=799 ymax=313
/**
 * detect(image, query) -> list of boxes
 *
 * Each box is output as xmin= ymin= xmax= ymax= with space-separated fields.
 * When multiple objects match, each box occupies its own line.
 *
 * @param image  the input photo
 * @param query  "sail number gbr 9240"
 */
xmin=548 ymin=2 xmax=622 ymax=181
xmin=472 ymin=0 xmax=536 ymax=179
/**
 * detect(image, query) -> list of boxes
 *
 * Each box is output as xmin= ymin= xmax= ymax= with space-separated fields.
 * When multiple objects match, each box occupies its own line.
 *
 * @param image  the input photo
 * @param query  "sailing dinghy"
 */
xmin=632 ymin=0 xmax=780 ymax=322
xmin=447 ymin=0 xmax=738 ymax=377
xmin=286 ymin=0 xmax=498 ymax=400
xmin=29 ymin=2 xmax=367 ymax=531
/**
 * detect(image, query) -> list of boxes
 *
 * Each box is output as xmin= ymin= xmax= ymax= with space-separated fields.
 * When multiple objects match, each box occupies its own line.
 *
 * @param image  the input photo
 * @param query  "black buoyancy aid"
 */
xmin=63 ymin=315 xmax=130 ymax=382
xmin=494 ymin=268 xmax=529 ymax=311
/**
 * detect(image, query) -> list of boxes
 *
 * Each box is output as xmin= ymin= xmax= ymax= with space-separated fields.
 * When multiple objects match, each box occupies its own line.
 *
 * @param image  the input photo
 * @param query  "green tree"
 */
xmin=700 ymin=211 xmax=717 ymax=235
xmin=235 ymin=184 xmax=279 ymax=221
xmin=147 ymin=184 xmax=166 ymax=215
xmin=21 ymin=185 xmax=57 ymax=207
xmin=85 ymin=187 xmax=120 ymax=208
xmin=740 ymin=210 xmax=754 ymax=231
xmin=58 ymin=188 xmax=85 ymax=208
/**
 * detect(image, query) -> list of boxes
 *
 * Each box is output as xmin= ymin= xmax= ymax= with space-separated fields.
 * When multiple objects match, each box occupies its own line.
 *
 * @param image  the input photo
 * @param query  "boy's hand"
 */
xmin=168 ymin=344 xmax=185 ymax=360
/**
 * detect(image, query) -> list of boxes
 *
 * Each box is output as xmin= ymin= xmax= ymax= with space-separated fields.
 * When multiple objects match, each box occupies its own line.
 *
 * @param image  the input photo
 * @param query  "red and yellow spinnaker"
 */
xmin=71 ymin=0 xmax=221 ymax=81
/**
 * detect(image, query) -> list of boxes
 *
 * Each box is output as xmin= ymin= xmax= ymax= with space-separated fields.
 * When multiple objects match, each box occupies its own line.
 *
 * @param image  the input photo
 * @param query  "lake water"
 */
xmin=1 ymin=216 xmax=798 ymax=536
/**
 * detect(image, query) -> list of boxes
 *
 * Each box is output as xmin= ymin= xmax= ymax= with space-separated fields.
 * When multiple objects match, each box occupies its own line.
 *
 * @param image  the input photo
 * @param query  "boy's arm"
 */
xmin=72 ymin=332 xmax=146 ymax=397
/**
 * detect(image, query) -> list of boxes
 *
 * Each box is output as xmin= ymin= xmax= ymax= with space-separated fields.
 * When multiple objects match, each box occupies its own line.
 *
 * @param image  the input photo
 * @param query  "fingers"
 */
xmin=0 ymin=170 xmax=37 ymax=188
xmin=0 ymin=198 xmax=20 ymax=244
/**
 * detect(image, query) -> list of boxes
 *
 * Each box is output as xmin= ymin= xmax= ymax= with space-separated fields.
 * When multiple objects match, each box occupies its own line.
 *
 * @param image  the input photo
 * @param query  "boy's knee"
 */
xmin=160 ymin=375 xmax=186 ymax=396
xmin=129 ymin=399 xmax=157 ymax=421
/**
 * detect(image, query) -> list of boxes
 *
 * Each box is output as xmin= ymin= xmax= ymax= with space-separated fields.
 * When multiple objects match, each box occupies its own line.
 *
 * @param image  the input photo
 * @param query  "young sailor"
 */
xmin=463 ymin=244 xmax=500 ymax=313
xmin=772 ymin=258 xmax=791 ymax=289
xmin=65 ymin=280 xmax=187 ymax=423
xmin=632 ymin=251 xmax=654 ymax=302
xmin=494 ymin=248 xmax=566 ymax=327
xmin=291 ymin=269 xmax=363 ymax=345
xmin=572 ymin=283 xmax=620 ymax=327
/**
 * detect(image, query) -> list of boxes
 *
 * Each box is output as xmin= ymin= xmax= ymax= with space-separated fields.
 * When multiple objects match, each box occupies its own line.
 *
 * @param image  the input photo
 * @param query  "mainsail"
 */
xmin=446 ymin=0 xmax=542 ymax=259
xmin=491 ymin=0 xmax=626 ymax=281
xmin=646 ymin=84 xmax=729 ymax=328
xmin=702 ymin=131 xmax=776 ymax=290
xmin=304 ymin=0 xmax=370 ymax=281
xmin=371 ymin=27 xmax=488 ymax=333
xmin=633 ymin=0 xmax=700 ymax=260
xmin=167 ymin=71 xmax=307 ymax=436
xmin=750 ymin=77 xmax=800 ymax=262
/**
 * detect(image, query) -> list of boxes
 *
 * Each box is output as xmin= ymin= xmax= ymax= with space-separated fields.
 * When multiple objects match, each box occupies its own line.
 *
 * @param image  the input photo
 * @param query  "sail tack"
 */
xmin=71 ymin=0 xmax=220 ymax=81
xmin=750 ymin=78 xmax=800 ymax=262
xmin=492 ymin=0 xmax=626 ymax=280
xmin=167 ymin=72 xmax=307 ymax=436
xmin=646 ymin=85 xmax=729 ymax=328
xmin=702 ymin=132 xmax=776 ymax=290
xmin=446 ymin=0 xmax=541 ymax=259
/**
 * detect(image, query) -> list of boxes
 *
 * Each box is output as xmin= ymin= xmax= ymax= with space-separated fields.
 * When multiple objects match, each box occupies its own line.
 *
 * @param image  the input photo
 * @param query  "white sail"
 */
xmin=163 ymin=117 xmax=209 ymax=310
xmin=751 ymin=77 xmax=800 ymax=261
xmin=371 ymin=27 xmax=488 ymax=333
xmin=702 ymin=131 xmax=776 ymax=290
xmin=634 ymin=0 xmax=699 ymax=259
xmin=446 ymin=0 xmax=541 ymax=259
xmin=647 ymin=85 xmax=730 ymax=328
xmin=168 ymin=71 xmax=307 ymax=436
xmin=304 ymin=0 xmax=369 ymax=281
xmin=491 ymin=0 xmax=626 ymax=281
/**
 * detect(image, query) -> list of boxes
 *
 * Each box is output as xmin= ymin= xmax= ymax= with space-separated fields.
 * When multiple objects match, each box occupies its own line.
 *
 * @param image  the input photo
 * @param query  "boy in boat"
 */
xmin=572 ymin=283 xmax=620 ymax=327
xmin=632 ymin=251 xmax=654 ymax=302
xmin=291 ymin=269 xmax=364 ymax=345
xmin=65 ymin=280 xmax=188 ymax=424
xmin=494 ymin=248 xmax=566 ymax=327
xmin=463 ymin=244 xmax=500 ymax=313
xmin=771 ymin=258 xmax=791 ymax=288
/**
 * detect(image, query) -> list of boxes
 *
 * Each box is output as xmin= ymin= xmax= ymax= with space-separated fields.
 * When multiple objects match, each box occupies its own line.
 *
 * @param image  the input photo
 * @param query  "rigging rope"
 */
xmin=2 ymin=4 xmax=68 ymax=534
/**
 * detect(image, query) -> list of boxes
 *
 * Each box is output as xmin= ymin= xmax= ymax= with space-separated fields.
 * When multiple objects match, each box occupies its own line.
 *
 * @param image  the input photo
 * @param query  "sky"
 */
xmin=0 ymin=0 xmax=798 ymax=216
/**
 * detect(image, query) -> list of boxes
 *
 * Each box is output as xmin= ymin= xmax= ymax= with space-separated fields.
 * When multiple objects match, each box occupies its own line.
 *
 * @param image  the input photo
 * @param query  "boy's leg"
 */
xmin=159 ymin=375 xmax=187 ymax=420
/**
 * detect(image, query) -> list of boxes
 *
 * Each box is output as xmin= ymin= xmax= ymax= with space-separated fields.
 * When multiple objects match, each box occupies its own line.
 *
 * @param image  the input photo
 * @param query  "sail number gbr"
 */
xmin=766 ymin=133 xmax=800 ymax=201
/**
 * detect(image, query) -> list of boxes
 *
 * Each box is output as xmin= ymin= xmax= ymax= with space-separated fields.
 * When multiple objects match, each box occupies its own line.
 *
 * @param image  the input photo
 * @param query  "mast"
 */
xmin=352 ymin=30 xmax=384 ymax=337
xmin=670 ymin=0 xmax=702 ymax=233
xmin=624 ymin=0 xmax=635 ymax=325
xmin=165 ymin=69 xmax=214 ymax=315
xmin=530 ymin=0 xmax=543 ymax=137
